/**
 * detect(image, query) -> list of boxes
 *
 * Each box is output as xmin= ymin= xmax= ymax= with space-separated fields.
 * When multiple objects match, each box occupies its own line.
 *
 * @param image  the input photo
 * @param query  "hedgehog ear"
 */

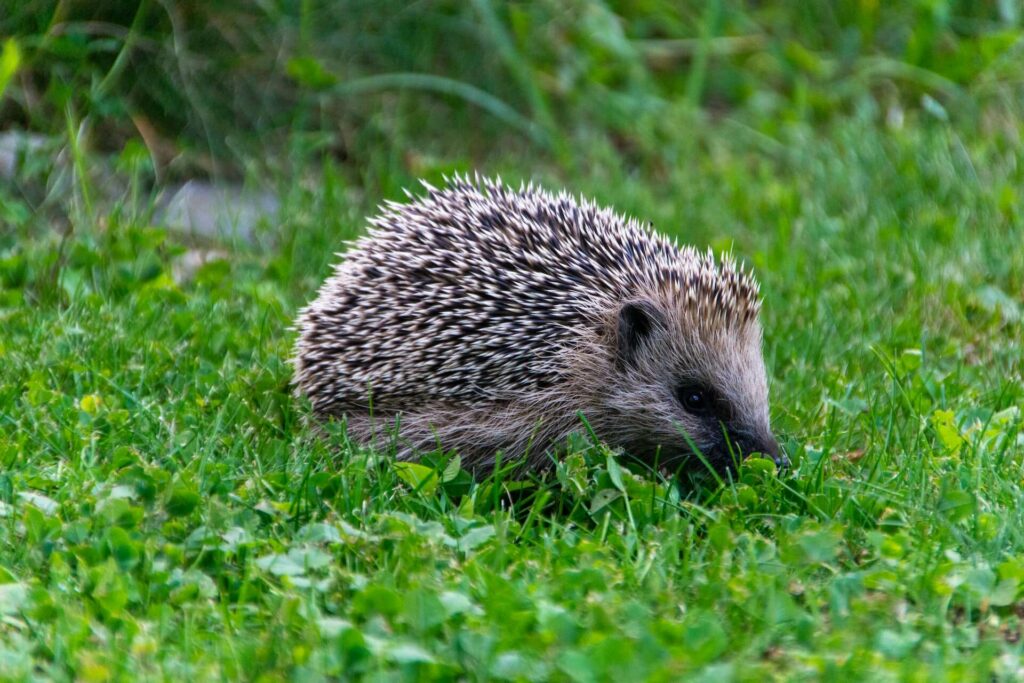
xmin=616 ymin=299 xmax=664 ymax=367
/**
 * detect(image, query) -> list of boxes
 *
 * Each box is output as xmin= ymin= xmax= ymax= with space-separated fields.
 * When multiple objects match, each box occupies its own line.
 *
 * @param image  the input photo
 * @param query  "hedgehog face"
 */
xmin=602 ymin=297 xmax=780 ymax=474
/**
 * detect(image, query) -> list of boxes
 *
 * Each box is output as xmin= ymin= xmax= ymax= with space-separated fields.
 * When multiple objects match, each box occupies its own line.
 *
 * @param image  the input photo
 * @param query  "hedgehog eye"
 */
xmin=676 ymin=384 xmax=714 ymax=416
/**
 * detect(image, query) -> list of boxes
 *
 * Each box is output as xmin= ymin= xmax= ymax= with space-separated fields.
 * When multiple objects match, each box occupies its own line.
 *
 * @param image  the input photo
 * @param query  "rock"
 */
xmin=155 ymin=181 xmax=279 ymax=243
xmin=0 ymin=131 xmax=48 ymax=179
xmin=172 ymin=248 xmax=231 ymax=285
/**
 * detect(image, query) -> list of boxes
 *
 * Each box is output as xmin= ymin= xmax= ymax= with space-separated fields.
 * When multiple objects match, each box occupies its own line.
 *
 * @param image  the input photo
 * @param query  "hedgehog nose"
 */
xmin=764 ymin=438 xmax=789 ymax=470
xmin=749 ymin=434 xmax=788 ymax=470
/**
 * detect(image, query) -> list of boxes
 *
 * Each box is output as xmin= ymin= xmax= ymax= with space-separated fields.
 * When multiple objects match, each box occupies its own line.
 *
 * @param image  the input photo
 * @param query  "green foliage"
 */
xmin=1 ymin=0 xmax=1023 ymax=679
xmin=2 ymin=1 xmax=1023 ymax=173
xmin=2 ymin=110 xmax=1023 ymax=677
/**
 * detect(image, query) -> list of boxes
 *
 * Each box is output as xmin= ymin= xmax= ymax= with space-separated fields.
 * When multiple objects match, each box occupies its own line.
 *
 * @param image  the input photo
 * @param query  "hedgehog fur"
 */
xmin=293 ymin=175 xmax=779 ymax=474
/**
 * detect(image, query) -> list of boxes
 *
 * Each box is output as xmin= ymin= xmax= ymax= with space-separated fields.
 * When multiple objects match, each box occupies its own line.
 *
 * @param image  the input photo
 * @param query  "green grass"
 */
xmin=0 ymin=114 xmax=1022 ymax=680
xmin=2 ymin=1 xmax=1024 ymax=680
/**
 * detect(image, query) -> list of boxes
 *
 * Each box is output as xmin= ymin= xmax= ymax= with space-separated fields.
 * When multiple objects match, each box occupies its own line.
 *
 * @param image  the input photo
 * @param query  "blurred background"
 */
xmin=2 ymin=0 xmax=1022 ymax=195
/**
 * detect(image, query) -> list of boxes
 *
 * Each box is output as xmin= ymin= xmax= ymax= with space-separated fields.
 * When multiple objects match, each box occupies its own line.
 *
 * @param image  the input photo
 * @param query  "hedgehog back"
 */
xmin=294 ymin=178 xmax=706 ymax=414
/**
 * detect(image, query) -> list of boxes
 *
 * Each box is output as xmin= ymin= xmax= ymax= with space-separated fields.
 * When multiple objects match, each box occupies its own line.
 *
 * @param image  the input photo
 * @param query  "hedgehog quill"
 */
xmin=293 ymin=175 xmax=782 ymax=475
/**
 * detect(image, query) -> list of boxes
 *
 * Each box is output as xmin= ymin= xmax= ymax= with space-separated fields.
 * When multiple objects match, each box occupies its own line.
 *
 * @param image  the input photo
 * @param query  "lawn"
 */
xmin=1 ymin=3 xmax=1024 ymax=681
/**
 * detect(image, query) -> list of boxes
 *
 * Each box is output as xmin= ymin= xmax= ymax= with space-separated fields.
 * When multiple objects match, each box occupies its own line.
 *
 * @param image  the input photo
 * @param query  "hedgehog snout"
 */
xmin=732 ymin=430 xmax=787 ymax=469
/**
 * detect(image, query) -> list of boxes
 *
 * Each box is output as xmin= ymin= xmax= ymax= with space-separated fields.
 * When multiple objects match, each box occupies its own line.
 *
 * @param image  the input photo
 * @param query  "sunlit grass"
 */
xmin=1 ymin=1 xmax=1024 ymax=679
xmin=0 ymin=111 xmax=1022 ymax=679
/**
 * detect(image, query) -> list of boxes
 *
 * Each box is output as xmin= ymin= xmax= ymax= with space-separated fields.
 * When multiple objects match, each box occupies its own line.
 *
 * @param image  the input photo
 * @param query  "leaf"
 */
xmin=168 ymin=569 xmax=218 ymax=604
xmin=0 ymin=583 xmax=27 ymax=615
xmin=404 ymin=588 xmax=445 ymax=632
xmin=387 ymin=512 xmax=452 ymax=544
xmin=165 ymin=482 xmax=200 ymax=517
xmin=931 ymin=410 xmax=964 ymax=455
xmin=98 ymin=498 xmax=144 ymax=528
xmin=442 ymin=455 xmax=462 ymax=482
xmin=107 ymin=484 xmax=136 ymax=500
xmin=828 ymin=397 xmax=869 ymax=415
xmin=782 ymin=525 xmax=841 ymax=565
xmin=91 ymin=562 xmax=128 ymax=615
xmin=292 ymin=547 xmax=332 ymax=570
xmin=393 ymin=462 xmax=438 ymax=495
xmin=556 ymin=452 xmax=588 ymax=495
xmin=899 ymin=348 xmax=923 ymax=373
xmin=17 ymin=491 xmax=58 ymax=516
xmin=105 ymin=527 xmax=140 ymax=571
xmin=386 ymin=642 xmax=436 ymax=664
xmin=800 ymin=529 xmax=840 ymax=563
xmin=317 ymin=617 xmax=353 ymax=638
xmin=556 ymin=650 xmax=595 ymax=683
xmin=353 ymin=585 xmax=403 ymax=618
xmin=298 ymin=522 xmax=342 ymax=544
xmin=220 ymin=526 xmax=252 ymax=551
xmin=0 ymin=39 xmax=20 ymax=101
xmin=457 ymin=524 xmax=495 ymax=552
xmin=876 ymin=628 xmax=921 ymax=658
xmin=991 ymin=578 xmax=1018 ymax=607
xmin=285 ymin=57 xmax=338 ymax=90
xmin=606 ymin=453 xmax=626 ymax=492
xmin=489 ymin=651 xmax=549 ymax=680
xmin=939 ymin=489 xmax=973 ymax=523
xmin=439 ymin=590 xmax=479 ymax=617
xmin=255 ymin=553 xmax=306 ymax=577
xmin=962 ymin=566 xmax=996 ymax=597
xmin=682 ymin=611 xmax=728 ymax=664
xmin=253 ymin=547 xmax=331 ymax=578
xmin=741 ymin=457 xmax=778 ymax=481
xmin=588 ymin=488 xmax=622 ymax=515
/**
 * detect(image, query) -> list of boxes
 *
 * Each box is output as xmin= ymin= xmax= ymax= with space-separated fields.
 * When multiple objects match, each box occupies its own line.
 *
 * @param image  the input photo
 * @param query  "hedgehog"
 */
xmin=293 ymin=175 xmax=781 ymax=475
